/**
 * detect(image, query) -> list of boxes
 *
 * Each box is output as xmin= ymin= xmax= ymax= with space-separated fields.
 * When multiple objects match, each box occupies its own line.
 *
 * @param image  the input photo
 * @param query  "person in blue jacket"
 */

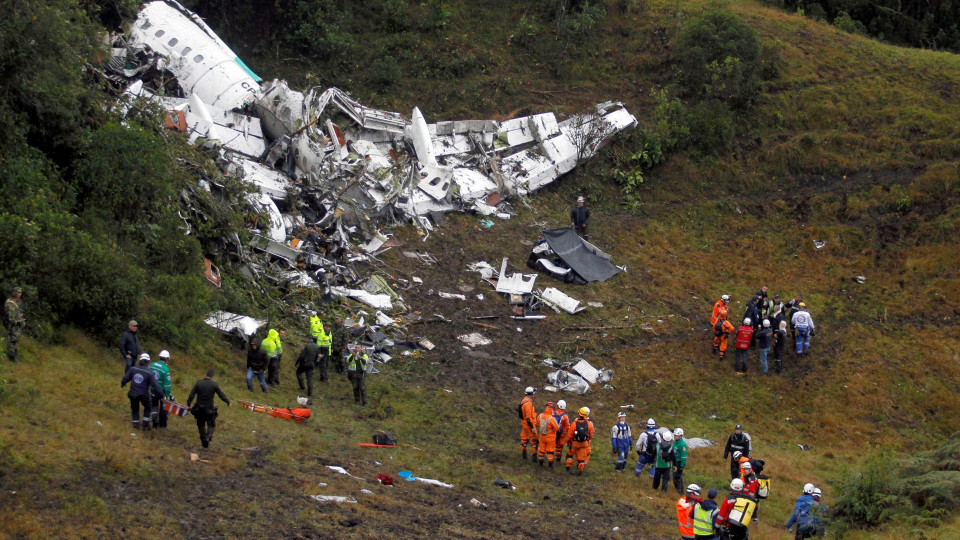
xmin=121 ymin=353 xmax=165 ymax=431
xmin=785 ymin=483 xmax=817 ymax=536
xmin=611 ymin=411 xmax=633 ymax=472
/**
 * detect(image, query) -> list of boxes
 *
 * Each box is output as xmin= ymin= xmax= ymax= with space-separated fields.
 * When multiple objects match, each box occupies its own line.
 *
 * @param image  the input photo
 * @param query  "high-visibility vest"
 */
xmin=309 ymin=316 xmax=323 ymax=339
xmin=692 ymin=503 xmax=717 ymax=536
xmin=676 ymin=497 xmax=696 ymax=537
xmin=347 ymin=352 xmax=368 ymax=373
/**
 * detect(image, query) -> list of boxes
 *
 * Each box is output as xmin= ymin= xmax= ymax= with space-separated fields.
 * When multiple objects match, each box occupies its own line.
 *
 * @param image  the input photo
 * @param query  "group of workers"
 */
xmin=711 ymin=286 xmax=817 ymax=375
xmin=518 ymin=388 xmax=595 ymax=474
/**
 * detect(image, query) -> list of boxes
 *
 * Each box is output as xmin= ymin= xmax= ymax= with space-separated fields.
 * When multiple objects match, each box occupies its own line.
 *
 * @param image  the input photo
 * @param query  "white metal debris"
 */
xmin=571 ymin=358 xmax=602 ymax=384
xmin=495 ymin=258 xmax=537 ymax=295
xmin=457 ymin=333 xmax=492 ymax=347
xmin=309 ymin=495 xmax=358 ymax=504
xmin=204 ymin=311 xmax=266 ymax=336
xmin=537 ymin=287 xmax=585 ymax=314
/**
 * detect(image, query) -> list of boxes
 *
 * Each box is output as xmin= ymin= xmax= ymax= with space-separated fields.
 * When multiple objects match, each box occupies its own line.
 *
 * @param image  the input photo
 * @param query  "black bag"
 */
xmin=573 ymin=419 xmax=590 ymax=442
xmin=373 ymin=432 xmax=396 ymax=446
xmin=518 ymin=401 xmax=524 ymax=419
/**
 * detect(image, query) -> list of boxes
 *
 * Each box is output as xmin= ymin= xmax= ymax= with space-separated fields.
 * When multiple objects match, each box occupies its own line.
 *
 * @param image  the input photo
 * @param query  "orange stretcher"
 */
xmin=238 ymin=400 xmax=311 ymax=423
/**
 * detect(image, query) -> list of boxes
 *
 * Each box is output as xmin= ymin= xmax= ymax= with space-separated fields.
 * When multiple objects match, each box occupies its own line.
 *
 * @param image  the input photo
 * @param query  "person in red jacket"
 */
xmin=716 ymin=478 xmax=755 ymax=540
xmin=565 ymin=407 xmax=595 ymax=475
xmin=519 ymin=387 xmax=538 ymax=460
xmin=734 ymin=318 xmax=755 ymax=374
xmin=536 ymin=402 xmax=561 ymax=467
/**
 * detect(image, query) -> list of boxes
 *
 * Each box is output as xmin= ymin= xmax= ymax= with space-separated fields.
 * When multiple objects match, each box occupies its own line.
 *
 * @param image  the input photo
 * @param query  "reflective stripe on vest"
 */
xmin=677 ymin=498 xmax=695 ymax=536
xmin=347 ymin=353 xmax=368 ymax=373
xmin=693 ymin=504 xmax=715 ymax=535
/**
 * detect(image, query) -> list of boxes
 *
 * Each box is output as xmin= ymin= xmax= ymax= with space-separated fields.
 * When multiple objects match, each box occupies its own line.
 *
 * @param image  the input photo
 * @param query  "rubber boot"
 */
xmin=522 ymin=447 xmax=528 ymax=460
xmin=207 ymin=425 xmax=215 ymax=443
xmin=548 ymin=460 xmax=554 ymax=468
xmin=577 ymin=468 xmax=583 ymax=476
xmin=538 ymin=459 xmax=544 ymax=467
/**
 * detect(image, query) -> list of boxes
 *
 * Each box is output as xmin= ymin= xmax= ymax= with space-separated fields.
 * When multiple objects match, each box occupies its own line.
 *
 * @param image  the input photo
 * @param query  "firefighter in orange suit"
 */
xmin=519 ymin=387 xmax=538 ymax=460
xmin=536 ymin=401 xmax=561 ymax=467
xmin=712 ymin=294 xmax=730 ymax=355
xmin=565 ymin=407 xmax=595 ymax=475
xmin=553 ymin=399 xmax=571 ymax=464
xmin=715 ymin=319 xmax=735 ymax=361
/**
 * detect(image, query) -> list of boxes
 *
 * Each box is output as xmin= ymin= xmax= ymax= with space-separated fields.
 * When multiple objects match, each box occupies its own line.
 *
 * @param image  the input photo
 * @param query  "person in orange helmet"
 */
xmin=553 ymin=400 xmax=571 ymax=464
xmin=518 ymin=387 xmax=538 ymax=460
xmin=536 ymin=401 xmax=561 ymax=467
xmin=711 ymin=294 xmax=730 ymax=355
xmin=565 ymin=406 xmax=595 ymax=475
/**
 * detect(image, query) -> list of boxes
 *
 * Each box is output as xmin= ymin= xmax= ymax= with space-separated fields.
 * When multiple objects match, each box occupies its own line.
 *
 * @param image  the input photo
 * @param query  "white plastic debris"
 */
xmin=360 ymin=489 xmax=374 ymax=495
xmin=470 ymin=498 xmax=488 ymax=508
xmin=457 ymin=333 xmax=492 ymax=347
xmin=326 ymin=466 xmax=359 ymax=478
xmin=814 ymin=240 xmax=826 ymax=249
xmin=439 ymin=291 xmax=467 ymax=300
xmin=415 ymin=477 xmax=454 ymax=488
xmin=309 ymin=495 xmax=357 ymax=504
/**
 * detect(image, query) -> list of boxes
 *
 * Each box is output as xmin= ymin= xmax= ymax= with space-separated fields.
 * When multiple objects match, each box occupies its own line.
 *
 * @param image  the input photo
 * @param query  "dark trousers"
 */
xmin=296 ymin=365 xmax=315 ymax=396
xmin=128 ymin=394 xmax=150 ymax=429
xmin=735 ymin=349 xmax=748 ymax=372
xmin=6 ymin=326 xmax=21 ymax=361
xmin=193 ymin=408 xmax=218 ymax=447
xmin=333 ymin=351 xmax=345 ymax=374
xmin=316 ymin=353 xmax=329 ymax=382
xmin=574 ymin=222 xmax=587 ymax=238
xmin=727 ymin=524 xmax=748 ymax=540
xmin=123 ymin=355 xmax=135 ymax=374
xmin=730 ymin=458 xmax=741 ymax=479
xmin=773 ymin=345 xmax=784 ymax=373
xmin=652 ymin=467 xmax=671 ymax=492
xmin=267 ymin=355 xmax=281 ymax=385
xmin=672 ymin=465 xmax=685 ymax=494
xmin=150 ymin=394 xmax=168 ymax=428
xmin=348 ymin=372 xmax=366 ymax=405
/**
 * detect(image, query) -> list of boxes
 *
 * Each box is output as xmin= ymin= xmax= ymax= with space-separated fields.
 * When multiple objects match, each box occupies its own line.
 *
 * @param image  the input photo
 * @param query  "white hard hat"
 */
xmin=662 ymin=432 xmax=674 ymax=442
xmin=721 ymin=294 xmax=730 ymax=302
xmin=742 ymin=462 xmax=752 ymax=470
xmin=138 ymin=353 xmax=150 ymax=362
xmin=731 ymin=478 xmax=744 ymax=490
xmin=618 ymin=411 xmax=627 ymax=418
xmin=744 ymin=318 xmax=752 ymax=326
xmin=577 ymin=196 xmax=584 ymax=202
xmin=733 ymin=450 xmax=742 ymax=459
xmin=673 ymin=428 xmax=684 ymax=438
xmin=525 ymin=387 xmax=535 ymax=395
xmin=803 ymin=483 xmax=815 ymax=495
xmin=159 ymin=350 xmax=170 ymax=359
xmin=687 ymin=483 xmax=701 ymax=495
xmin=647 ymin=418 xmax=656 ymax=428
xmin=762 ymin=319 xmax=771 ymax=328
xmin=556 ymin=400 xmax=566 ymax=410
xmin=813 ymin=488 xmax=822 ymax=497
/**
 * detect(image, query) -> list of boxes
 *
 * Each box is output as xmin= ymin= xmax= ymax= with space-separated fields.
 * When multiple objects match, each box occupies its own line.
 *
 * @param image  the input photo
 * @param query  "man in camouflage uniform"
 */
xmin=5 ymin=287 xmax=25 ymax=362
xmin=331 ymin=317 xmax=350 ymax=374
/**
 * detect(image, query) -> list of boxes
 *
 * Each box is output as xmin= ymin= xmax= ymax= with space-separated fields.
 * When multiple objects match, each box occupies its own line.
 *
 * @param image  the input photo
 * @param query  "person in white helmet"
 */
xmin=570 ymin=195 xmax=591 ymax=239
xmin=149 ymin=350 xmax=174 ymax=429
xmin=791 ymin=302 xmax=816 ymax=360
xmin=552 ymin=400 xmax=571 ymax=464
xmin=634 ymin=418 xmax=660 ymax=478
xmin=677 ymin=483 xmax=703 ymax=540
xmin=786 ymin=483 xmax=818 ymax=537
xmin=653 ymin=431 xmax=676 ymax=492
xmin=734 ymin=318 xmax=755 ymax=374
xmin=611 ymin=411 xmax=633 ymax=472
xmin=717 ymin=477 xmax=755 ymax=540
xmin=756 ymin=319 xmax=773 ymax=375
xmin=672 ymin=427 xmax=689 ymax=494
xmin=518 ymin=387 xmax=538 ymax=460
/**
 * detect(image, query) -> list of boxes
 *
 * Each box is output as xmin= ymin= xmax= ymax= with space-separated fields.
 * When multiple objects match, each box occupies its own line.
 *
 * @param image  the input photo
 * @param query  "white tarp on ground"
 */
xmin=204 ymin=311 xmax=266 ymax=336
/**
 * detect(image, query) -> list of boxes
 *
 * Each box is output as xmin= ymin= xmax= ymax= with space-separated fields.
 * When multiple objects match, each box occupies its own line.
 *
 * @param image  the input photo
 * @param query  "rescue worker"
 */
xmin=295 ymin=335 xmax=321 ymax=397
xmin=766 ymin=293 xmax=784 ymax=319
xmin=711 ymin=295 xmax=730 ymax=356
xmin=740 ymin=461 xmax=761 ymax=522
xmin=723 ymin=424 xmax=752 ymax=479
xmin=316 ymin=323 xmax=332 ymax=382
xmin=773 ymin=320 xmax=788 ymax=373
xmin=148 ymin=350 xmax=173 ymax=429
xmin=692 ymin=488 xmax=720 ymax=540
xmin=785 ymin=294 xmax=804 ymax=340
xmin=565 ymin=407 xmax=594 ymax=475
xmin=570 ymin=195 xmax=590 ymax=238
xmin=118 ymin=320 xmax=141 ymax=374
xmin=673 ymin=427 xmax=689 ymax=494
xmin=536 ymin=402 xmax=561 ymax=467
xmin=791 ymin=302 xmax=815 ymax=360
xmin=809 ymin=488 xmax=827 ymax=538
xmin=677 ymin=484 xmax=703 ymax=540
xmin=716 ymin=478 xmax=756 ymax=540
xmin=309 ymin=311 xmax=324 ymax=342
xmin=121 ymin=353 xmax=164 ymax=431
xmin=261 ymin=328 xmax=284 ymax=386
xmin=743 ymin=296 xmax=762 ymax=343
xmin=611 ymin=411 xmax=633 ymax=472
xmin=786 ymin=483 xmax=817 ymax=538
xmin=331 ymin=317 xmax=349 ymax=374
xmin=653 ymin=431 xmax=676 ymax=492
xmin=553 ymin=400 xmax=570 ymax=464
xmin=714 ymin=318 xmax=735 ymax=361
xmin=734 ymin=451 xmax=751 ymax=478
xmin=245 ymin=340 xmax=269 ymax=393
xmin=734 ymin=318 xmax=754 ymax=374
xmin=634 ymin=418 xmax=659 ymax=478
xmin=518 ymin=387 xmax=538 ymax=460
xmin=346 ymin=344 xmax=369 ymax=406
xmin=187 ymin=369 xmax=231 ymax=448
xmin=4 ymin=287 xmax=26 ymax=362
xmin=757 ymin=319 xmax=773 ymax=374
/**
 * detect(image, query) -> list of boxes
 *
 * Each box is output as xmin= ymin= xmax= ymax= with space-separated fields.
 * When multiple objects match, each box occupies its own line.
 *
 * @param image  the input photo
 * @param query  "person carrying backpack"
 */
xmin=565 ymin=407 xmax=594 ymax=475
xmin=716 ymin=478 xmax=756 ymax=540
xmin=536 ymin=402 xmax=560 ymax=467
xmin=711 ymin=294 xmax=730 ymax=355
xmin=518 ymin=387 xmax=538 ymax=460
xmin=611 ymin=411 xmax=633 ymax=472
xmin=634 ymin=418 xmax=660 ymax=478
xmin=785 ymin=483 xmax=816 ymax=538
xmin=714 ymin=319 xmax=735 ymax=362
xmin=553 ymin=400 xmax=571 ymax=464
xmin=653 ymin=431 xmax=676 ymax=493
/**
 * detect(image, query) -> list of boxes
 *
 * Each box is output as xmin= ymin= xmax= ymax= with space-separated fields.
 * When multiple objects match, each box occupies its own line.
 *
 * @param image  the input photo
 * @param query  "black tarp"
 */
xmin=541 ymin=228 xmax=621 ymax=283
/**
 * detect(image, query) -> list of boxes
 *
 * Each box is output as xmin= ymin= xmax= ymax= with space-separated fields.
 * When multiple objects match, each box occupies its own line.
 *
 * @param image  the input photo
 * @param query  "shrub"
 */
xmin=687 ymin=100 xmax=735 ymax=154
xmin=834 ymin=11 xmax=867 ymax=35
xmin=367 ymin=55 xmax=402 ymax=89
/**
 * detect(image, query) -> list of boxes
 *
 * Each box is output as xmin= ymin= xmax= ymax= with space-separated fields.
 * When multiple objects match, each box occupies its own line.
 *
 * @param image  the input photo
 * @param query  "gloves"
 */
xmin=810 ymin=329 xmax=816 ymax=337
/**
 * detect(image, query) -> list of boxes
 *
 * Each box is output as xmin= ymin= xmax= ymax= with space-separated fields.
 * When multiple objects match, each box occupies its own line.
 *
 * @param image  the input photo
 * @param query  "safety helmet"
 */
xmin=813 ymin=488 xmax=822 ymax=498
xmin=733 ymin=451 xmax=742 ymax=459
xmin=743 ymin=318 xmax=751 ymax=326
xmin=673 ymin=428 xmax=684 ymax=438
xmin=618 ymin=412 xmax=627 ymax=418
xmin=525 ymin=386 xmax=535 ymax=395
xmin=159 ymin=350 xmax=170 ymax=359
xmin=687 ymin=484 xmax=701 ymax=495
xmin=579 ymin=407 xmax=590 ymax=417
xmin=662 ymin=432 xmax=674 ymax=442
xmin=577 ymin=196 xmax=584 ymax=202
xmin=647 ymin=418 xmax=656 ymax=428
xmin=546 ymin=401 xmax=555 ymax=409
xmin=762 ymin=319 xmax=771 ymax=328
xmin=138 ymin=353 xmax=150 ymax=364
xmin=803 ymin=483 xmax=815 ymax=495
xmin=799 ymin=302 xmax=807 ymax=308
xmin=742 ymin=462 xmax=752 ymax=470
xmin=735 ymin=424 xmax=743 ymax=431
xmin=721 ymin=294 xmax=730 ymax=302
xmin=731 ymin=478 xmax=744 ymax=490
xmin=556 ymin=400 xmax=566 ymax=411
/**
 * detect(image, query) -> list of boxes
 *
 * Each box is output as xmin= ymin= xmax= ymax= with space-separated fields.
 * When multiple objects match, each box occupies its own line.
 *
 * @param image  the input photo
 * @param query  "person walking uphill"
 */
xmin=246 ymin=340 xmax=268 ymax=393
xmin=4 ymin=287 xmax=26 ymax=362
xmin=118 ymin=320 xmax=141 ymax=374
xmin=148 ymin=350 xmax=173 ymax=429
xmin=570 ymin=196 xmax=590 ymax=239
xmin=121 ymin=353 xmax=164 ymax=431
xmin=187 ymin=369 xmax=230 ymax=448
xmin=536 ymin=401 xmax=561 ymax=467
xmin=261 ymin=328 xmax=284 ymax=386
xmin=346 ymin=344 xmax=369 ymax=406
xmin=786 ymin=483 xmax=817 ymax=538
xmin=611 ymin=411 xmax=633 ymax=472
xmin=565 ymin=407 xmax=594 ymax=475
xmin=519 ymin=387 xmax=538 ymax=460
xmin=723 ymin=424 xmax=752 ymax=479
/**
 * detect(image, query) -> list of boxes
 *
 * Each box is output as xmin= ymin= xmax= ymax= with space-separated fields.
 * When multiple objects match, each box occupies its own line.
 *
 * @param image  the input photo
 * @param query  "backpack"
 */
xmin=757 ymin=475 xmax=770 ymax=499
xmin=373 ymin=432 xmax=396 ymax=446
xmin=553 ymin=412 xmax=566 ymax=436
xmin=517 ymin=400 xmax=525 ymax=419
xmin=644 ymin=430 xmax=659 ymax=458
xmin=573 ymin=419 xmax=590 ymax=442
xmin=539 ymin=415 xmax=550 ymax=435
xmin=727 ymin=495 xmax=758 ymax=527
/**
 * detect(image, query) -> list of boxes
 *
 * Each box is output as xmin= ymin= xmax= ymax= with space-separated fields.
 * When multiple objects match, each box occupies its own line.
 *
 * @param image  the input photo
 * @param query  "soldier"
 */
xmin=4 ymin=287 xmax=26 ymax=362
xmin=187 ymin=369 xmax=231 ymax=448
xmin=346 ymin=344 xmax=369 ymax=406
xmin=331 ymin=317 xmax=349 ymax=374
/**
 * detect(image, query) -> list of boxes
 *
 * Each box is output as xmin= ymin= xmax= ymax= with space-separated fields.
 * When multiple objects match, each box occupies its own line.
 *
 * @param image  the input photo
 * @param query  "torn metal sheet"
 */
xmin=547 ymin=370 xmax=590 ymax=395
xmin=247 ymin=193 xmax=286 ymax=243
xmin=438 ymin=291 xmax=466 ymax=300
xmin=329 ymin=286 xmax=393 ymax=310
xmin=571 ymin=358 xmax=601 ymax=384
xmin=495 ymin=258 xmax=537 ymax=295
xmin=537 ymin=287 xmax=585 ymax=314
xmin=204 ymin=311 xmax=266 ymax=337
xmin=457 ymin=333 xmax=491 ymax=347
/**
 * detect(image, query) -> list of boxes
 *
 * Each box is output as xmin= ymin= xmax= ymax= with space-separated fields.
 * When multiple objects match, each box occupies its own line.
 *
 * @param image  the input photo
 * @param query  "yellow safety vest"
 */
xmin=692 ymin=503 xmax=716 ymax=536
xmin=347 ymin=352 xmax=369 ymax=373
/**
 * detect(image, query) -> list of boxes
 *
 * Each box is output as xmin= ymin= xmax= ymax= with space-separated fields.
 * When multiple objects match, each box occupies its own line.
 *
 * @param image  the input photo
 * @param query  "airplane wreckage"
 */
xmin=103 ymin=0 xmax=635 ymax=378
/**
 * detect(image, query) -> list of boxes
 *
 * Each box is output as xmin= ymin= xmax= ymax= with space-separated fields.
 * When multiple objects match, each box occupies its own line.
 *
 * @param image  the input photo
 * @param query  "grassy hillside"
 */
xmin=2 ymin=0 xmax=960 ymax=538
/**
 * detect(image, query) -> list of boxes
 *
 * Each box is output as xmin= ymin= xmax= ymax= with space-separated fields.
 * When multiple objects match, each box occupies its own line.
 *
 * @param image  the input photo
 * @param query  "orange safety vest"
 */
xmin=677 ymin=496 xmax=697 ymax=537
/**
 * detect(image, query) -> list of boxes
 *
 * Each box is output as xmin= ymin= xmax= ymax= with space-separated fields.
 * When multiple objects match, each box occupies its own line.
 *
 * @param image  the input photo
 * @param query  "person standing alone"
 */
xmin=570 ymin=196 xmax=591 ymax=239
xmin=4 ymin=287 xmax=26 ymax=363
xmin=187 ymin=369 xmax=231 ymax=448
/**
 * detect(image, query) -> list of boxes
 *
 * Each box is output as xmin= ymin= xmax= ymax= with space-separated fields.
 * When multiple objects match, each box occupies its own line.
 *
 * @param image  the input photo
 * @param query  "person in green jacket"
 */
xmin=653 ymin=431 xmax=677 ymax=493
xmin=149 ymin=349 xmax=174 ymax=429
xmin=261 ymin=328 xmax=284 ymax=386
xmin=346 ymin=344 xmax=369 ymax=406
xmin=672 ymin=427 xmax=690 ymax=494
